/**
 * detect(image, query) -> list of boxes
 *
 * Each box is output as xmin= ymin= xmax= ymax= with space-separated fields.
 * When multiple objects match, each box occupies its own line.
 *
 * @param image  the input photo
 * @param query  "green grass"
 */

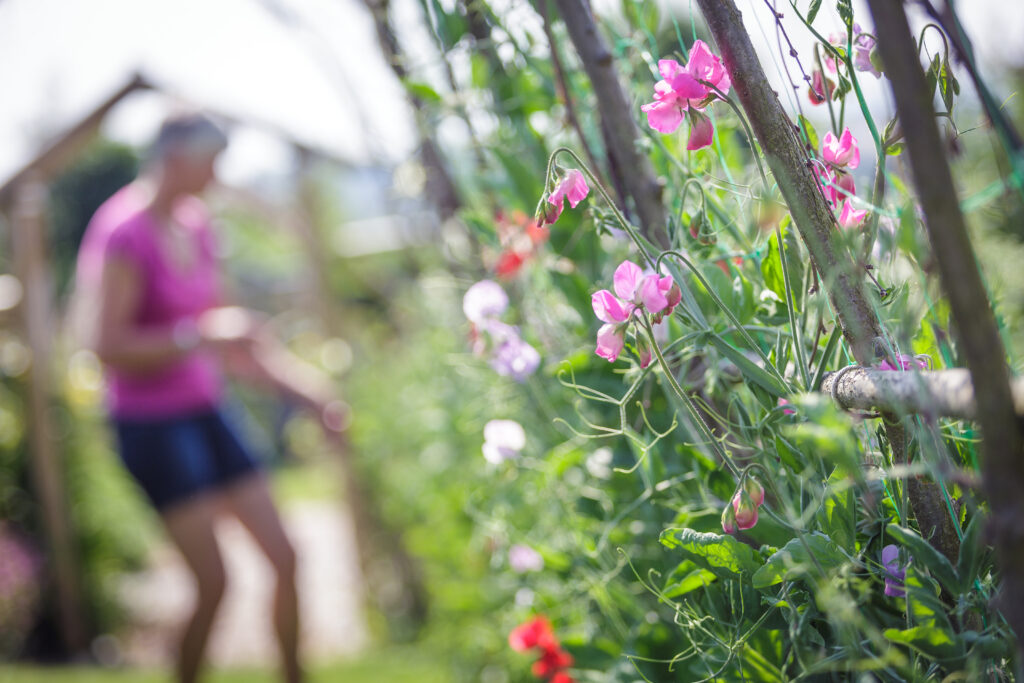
xmin=0 ymin=648 xmax=452 ymax=682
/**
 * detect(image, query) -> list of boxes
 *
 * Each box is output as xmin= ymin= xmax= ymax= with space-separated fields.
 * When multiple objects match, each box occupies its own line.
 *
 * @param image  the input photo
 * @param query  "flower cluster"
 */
xmin=482 ymin=419 xmax=526 ymax=464
xmin=817 ymin=127 xmax=867 ymax=228
xmin=464 ymin=280 xmax=541 ymax=382
xmin=721 ymin=478 xmax=765 ymax=533
xmin=509 ymin=616 xmax=575 ymax=683
xmin=881 ymin=544 xmax=908 ymax=597
xmin=591 ymin=260 xmax=682 ymax=366
xmin=543 ymin=169 xmax=589 ymax=225
xmin=641 ymin=40 xmax=731 ymax=150
xmin=824 ymin=24 xmax=882 ymax=79
xmin=493 ymin=210 xmax=550 ymax=279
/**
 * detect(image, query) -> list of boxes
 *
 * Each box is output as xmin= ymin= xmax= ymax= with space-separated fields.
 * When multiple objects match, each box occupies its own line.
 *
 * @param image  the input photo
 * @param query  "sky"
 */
xmin=0 ymin=0 xmax=419 ymax=189
xmin=0 ymin=0 xmax=1021 ymax=193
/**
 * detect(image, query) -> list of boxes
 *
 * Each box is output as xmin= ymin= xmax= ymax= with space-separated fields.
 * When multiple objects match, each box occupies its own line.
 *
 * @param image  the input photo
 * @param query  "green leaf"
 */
xmin=402 ymin=80 xmax=443 ymax=104
xmin=925 ymin=53 xmax=940 ymax=99
xmin=798 ymin=115 xmax=820 ymax=152
xmin=663 ymin=560 xmax=717 ymax=598
xmin=818 ymin=468 xmax=856 ymax=553
xmin=885 ymin=142 xmax=904 ymax=156
xmin=752 ymin=532 xmax=849 ymax=588
xmin=709 ymin=336 xmax=789 ymax=397
xmin=886 ymin=524 xmax=959 ymax=594
xmin=660 ymin=527 xmax=763 ymax=579
xmin=807 ymin=0 xmax=823 ymax=25
xmin=956 ymin=513 xmax=987 ymax=593
xmin=884 ymin=626 xmax=964 ymax=661
xmin=939 ymin=56 xmax=955 ymax=112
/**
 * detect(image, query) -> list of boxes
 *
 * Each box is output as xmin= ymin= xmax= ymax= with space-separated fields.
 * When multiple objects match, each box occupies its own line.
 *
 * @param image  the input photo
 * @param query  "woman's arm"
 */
xmin=90 ymin=256 xmax=192 ymax=373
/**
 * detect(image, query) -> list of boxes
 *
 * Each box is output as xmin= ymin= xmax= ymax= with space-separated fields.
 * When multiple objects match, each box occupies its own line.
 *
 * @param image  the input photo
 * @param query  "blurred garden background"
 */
xmin=2 ymin=0 xmax=1024 ymax=681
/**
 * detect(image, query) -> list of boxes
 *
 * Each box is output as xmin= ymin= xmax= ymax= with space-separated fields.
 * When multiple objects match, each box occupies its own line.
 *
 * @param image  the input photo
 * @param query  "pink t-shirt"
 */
xmin=76 ymin=185 xmax=223 ymax=419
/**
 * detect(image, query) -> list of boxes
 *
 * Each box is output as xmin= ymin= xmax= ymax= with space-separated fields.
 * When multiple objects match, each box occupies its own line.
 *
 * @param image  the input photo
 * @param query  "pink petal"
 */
xmin=667 ymin=71 xmax=708 ymax=100
xmin=544 ymin=194 xmax=564 ymax=224
xmin=838 ymin=128 xmax=861 ymax=169
xmin=686 ymin=110 xmax=715 ymax=150
xmin=613 ymin=260 xmax=644 ymax=301
xmin=463 ymin=280 xmax=509 ymax=323
xmin=822 ymin=130 xmax=840 ymax=165
xmin=686 ymin=40 xmax=730 ymax=95
xmin=595 ymin=323 xmax=625 ymax=362
xmin=591 ymin=290 xmax=631 ymax=323
xmin=562 ymin=169 xmax=589 ymax=207
xmin=838 ymin=200 xmax=867 ymax=228
xmin=641 ymin=99 xmax=685 ymax=134
xmin=639 ymin=274 xmax=670 ymax=313
xmin=658 ymin=59 xmax=684 ymax=81
xmin=835 ymin=171 xmax=857 ymax=200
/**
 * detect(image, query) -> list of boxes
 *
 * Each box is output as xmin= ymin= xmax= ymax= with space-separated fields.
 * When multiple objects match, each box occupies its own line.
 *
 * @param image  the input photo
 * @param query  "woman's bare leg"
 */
xmin=162 ymin=495 xmax=227 ymax=683
xmin=222 ymin=473 xmax=303 ymax=683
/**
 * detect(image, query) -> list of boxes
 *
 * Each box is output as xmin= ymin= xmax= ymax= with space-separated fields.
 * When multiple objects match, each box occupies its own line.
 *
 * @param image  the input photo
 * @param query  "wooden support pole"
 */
xmin=554 ymin=0 xmax=668 ymax=249
xmin=866 ymin=0 xmax=1024 ymax=659
xmin=10 ymin=176 xmax=88 ymax=654
xmin=694 ymin=0 xmax=961 ymax=562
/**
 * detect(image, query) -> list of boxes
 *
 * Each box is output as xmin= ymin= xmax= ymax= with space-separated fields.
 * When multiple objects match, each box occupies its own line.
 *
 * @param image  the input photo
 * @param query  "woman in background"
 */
xmin=76 ymin=113 xmax=342 ymax=683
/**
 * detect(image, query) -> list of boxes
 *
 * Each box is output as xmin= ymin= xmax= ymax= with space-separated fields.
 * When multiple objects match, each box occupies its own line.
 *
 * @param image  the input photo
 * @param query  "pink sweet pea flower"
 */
xmin=685 ymin=40 xmax=732 ymax=95
xmin=686 ymin=110 xmax=715 ymax=151
xmin=638 ymin=274 xmax=670 ymax=314
xmin=596 ymin=323 xmax=627 ymax=362
xmin=808 ymin=69 xmax=835 ymax=105
xmin=822 ymin=128 xmax=860 ymax=169
xmin=641 ymin=41 xmax=729 ymax=135
xmin=591 ymin=290 xmax=632 ymax=323
xmin=482 ymin=419 xmax=526 ymax=464
xmin=721 ymin=504 xmax=737 ymax=534
xmin=744 ymin=478 xmax=765 ymax=507
xmin=509 ymin=544 xmax=544 ymax=573
xmin=613 ymin=260 xmax=644 ymax=301
xmin=732 ymin=491 xmax=759 ymax=530
xmin=545 ymin=169 xmax=589 ymax=224
xmin=778 ymin=397 xmax=796 ymax=415
xmin=838 ymin=200 xmax=868 ymax=228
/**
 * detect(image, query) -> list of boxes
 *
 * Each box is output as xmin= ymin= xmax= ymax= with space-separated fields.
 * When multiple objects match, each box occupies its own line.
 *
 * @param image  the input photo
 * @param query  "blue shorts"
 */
xmin=113 ymin=406 xmax=263 ymax=512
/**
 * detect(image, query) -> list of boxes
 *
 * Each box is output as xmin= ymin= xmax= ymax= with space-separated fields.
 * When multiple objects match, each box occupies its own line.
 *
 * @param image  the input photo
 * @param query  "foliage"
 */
xmin=349 ymin=0 xmax=1024 ymax=680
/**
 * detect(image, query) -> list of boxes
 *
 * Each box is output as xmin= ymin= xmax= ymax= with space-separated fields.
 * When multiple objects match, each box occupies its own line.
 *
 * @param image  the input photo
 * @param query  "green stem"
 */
xmin=776 ymin=224 xmax=810 ymax=389
xmin=640 ymin=315 xmax=736 ymax=472
xmin=656 ymin=250 xmax=792 ymax=391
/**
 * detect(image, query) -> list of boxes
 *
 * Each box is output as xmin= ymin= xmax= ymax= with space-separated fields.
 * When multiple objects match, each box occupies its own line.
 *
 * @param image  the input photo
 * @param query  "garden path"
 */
xmin=115 ymin=500 xmax=367 ymax=668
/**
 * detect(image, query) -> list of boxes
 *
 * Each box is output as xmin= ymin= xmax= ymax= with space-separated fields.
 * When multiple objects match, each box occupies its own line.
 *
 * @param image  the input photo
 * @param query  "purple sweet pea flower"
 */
xmin=882 ymin=544 xmax=907 ymax=597
xmin=490 ymin=334 xmax=541 ymax=382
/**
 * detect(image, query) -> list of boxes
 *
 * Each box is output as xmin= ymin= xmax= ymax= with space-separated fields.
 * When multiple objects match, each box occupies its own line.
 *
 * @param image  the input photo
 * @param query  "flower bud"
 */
xmin=721 ymin=503 xmax=737 ymax=534
xmin=743 ymin=478 xmax=765 ymax=507
xmin=732 ymin=491 xmax=759 ymax=530
xmin=869 ymin=46 xmax=885 ymax=76
xmin=541 ymin=200 xmax=560 ymax=225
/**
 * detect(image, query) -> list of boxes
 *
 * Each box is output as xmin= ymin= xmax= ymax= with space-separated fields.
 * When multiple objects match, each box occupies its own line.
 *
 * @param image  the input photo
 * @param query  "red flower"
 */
xmin=509 ymin=616 xmax=558 ymax=652
xmin=532 ymin=647 xmax=573 ymax=677
xmin=495 ymin=250 xmax=527 ymax=279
